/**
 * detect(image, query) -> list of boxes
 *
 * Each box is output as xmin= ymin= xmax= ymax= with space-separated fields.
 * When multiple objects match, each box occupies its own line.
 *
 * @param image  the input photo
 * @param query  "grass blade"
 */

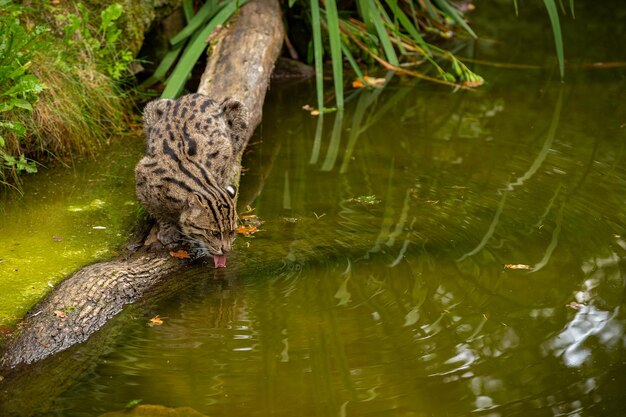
xmin=356 ymin=0 xmax=373 ymax=32
xmin=368 ymin=0 xmax=399 ymax=66
xmin=324 ymin=0 xmax=344 ymax=110
xmin=569 ymin=0 xmax=575 ymax=18
xmin=385 ymin=0 xmax=429 ymax=52
xmin=182 ymin=0 xmax=195 ymax=23
xmin=321 ymin=110 xmax=344 ymax=171
xmin=431 ymin=0 xmax=477 ymax=38
xmin=341 ymin=42 xmax=365 ymax=85
xmin=162 ymin=0 xmax=247 ymax=99
xmin=422 ymin=0 xmax=440 ymax=21
xmin=543 ymin=0 xmax=565 ymax=80
xmin=139 ymin=42 xmax=184 ymax=89
xmin=170 ymin=0 xmax=219 ymax=46
xmin=310 ymin=0 xmax=325 ymax=113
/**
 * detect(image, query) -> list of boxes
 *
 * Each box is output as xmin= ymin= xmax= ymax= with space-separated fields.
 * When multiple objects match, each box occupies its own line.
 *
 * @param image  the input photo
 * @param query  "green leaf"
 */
xmin=182 ymin=0 xmax=195 ymax=22
xmin=10 ymin=98 xmax=33 ymax=112
xmin=0 ymin=121 xmax=27 ymax=136
xmin=324 ymin=0 xmax=344 ymax=110
xmin=100 ymin=3 xmax=123 ymax=32
xmin=125 ymin=399 xmax=143 ymax=409
xmin=310 ymin=0 xmax=325 ymax=113
xmin=17 ymin=155 xmax=37 ymax=173
xmin=3 ymin=153 xmax=16 ymax=166
xmin=385 ymin=0 xmax=429 ymax=52
xmin=431 ymin=0 xmax=477 ymax=38
xmin=543 ymin=0 xmax=565 ymax=80
xmin=2 ymin=74 xmax=44 ymax=97
xmin=162 ymin=0 xmax=248 ymax=99
xmin=139 ymin=42 xmax=184 ymax=89
xmin=368 ymin=0 xmax=399 ymax=66
xmin=341 ymin=42 xmax=365 ymax=85
xmin=170 ymin=0 xmax=219 ymax=46
xmin=0 ymin=135 xmax=5 ymax=147
xmin=356 ymin=0 xmax=373 ymax=32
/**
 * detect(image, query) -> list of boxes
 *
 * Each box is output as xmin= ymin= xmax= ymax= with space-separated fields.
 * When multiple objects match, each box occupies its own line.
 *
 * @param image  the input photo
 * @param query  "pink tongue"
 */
xmin=213 ymin=254 xmax=227 ymax=268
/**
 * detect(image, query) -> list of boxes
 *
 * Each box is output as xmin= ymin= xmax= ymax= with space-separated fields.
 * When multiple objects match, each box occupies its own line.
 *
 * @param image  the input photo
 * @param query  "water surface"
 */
xmin=4 ymin=2 xmax=626 ymax=416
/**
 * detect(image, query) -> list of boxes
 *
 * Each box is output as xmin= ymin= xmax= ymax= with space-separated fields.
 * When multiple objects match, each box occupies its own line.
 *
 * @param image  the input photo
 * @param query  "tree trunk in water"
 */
xmin=0 ymin=0 xmax=284 ymax=371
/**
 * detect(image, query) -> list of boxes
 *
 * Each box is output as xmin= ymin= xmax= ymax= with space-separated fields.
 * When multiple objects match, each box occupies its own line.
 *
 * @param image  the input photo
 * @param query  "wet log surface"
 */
xmin=0 ymin=0 xmax=284 ymax=372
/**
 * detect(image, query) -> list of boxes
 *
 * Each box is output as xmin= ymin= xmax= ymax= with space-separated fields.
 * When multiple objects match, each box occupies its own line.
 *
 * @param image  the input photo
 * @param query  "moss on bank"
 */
xmin=0 ymin=0 xmax=181 ymax=190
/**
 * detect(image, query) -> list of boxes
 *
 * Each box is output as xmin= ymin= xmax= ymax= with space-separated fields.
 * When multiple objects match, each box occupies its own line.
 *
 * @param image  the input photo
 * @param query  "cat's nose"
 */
xmin=222 ymin=242 xmax=231 ymax=253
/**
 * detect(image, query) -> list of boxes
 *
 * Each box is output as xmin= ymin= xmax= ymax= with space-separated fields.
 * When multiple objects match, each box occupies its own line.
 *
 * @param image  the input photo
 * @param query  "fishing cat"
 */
xmin=135 ymin=93 xmax=249 ymax=268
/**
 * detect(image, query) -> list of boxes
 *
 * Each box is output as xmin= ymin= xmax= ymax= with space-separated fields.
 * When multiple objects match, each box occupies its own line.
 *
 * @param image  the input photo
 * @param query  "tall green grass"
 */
xmin=0 ymin=1 xmax=131 ymax=190
xmin=140 ymin=0 xmax=247 ymax=99
xmin=303 ymin=0 xmax=484 ymax=112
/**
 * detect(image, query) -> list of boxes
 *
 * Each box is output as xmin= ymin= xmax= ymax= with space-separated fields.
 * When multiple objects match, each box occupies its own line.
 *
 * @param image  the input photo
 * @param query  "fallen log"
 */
xmin=0 ymin=0 xmax=284 ymax=371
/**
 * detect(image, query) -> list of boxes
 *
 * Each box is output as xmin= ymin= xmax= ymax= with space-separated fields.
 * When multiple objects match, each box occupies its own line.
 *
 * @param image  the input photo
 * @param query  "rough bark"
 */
xmin=197 ymin=0 xmax=283 ymax=131
xmin=0 ymin=0 xmax=284 ymax=371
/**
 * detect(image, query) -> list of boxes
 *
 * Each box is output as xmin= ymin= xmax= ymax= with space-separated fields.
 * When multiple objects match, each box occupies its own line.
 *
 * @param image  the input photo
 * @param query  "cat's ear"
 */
xmin=221 ymin=98 xmax=248 ymax=138
xmin=225 ymin=184 xmax=237 ymax=198
xmin=143 ymin=98 xmax=173 ymax=127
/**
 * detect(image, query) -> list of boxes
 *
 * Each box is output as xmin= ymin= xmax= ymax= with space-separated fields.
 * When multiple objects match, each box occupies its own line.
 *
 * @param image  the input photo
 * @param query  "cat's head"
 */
xmin=179 ymin=187 xmax=238 ymax=268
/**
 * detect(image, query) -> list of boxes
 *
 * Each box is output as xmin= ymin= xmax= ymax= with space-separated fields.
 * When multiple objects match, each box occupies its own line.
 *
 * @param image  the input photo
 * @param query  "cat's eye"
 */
xmin=212 ymin=231 xmax=221 ymax=238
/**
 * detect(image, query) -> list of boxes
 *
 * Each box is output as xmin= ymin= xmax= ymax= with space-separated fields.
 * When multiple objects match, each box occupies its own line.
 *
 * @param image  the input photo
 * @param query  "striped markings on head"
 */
xmin=226 ymin=185 xmax=236 ymax=198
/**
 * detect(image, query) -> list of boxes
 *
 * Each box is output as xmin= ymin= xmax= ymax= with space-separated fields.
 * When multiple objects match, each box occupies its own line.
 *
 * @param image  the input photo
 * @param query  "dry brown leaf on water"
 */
xmin=52 ymin=235 xmax=63 ymax=242
xmin=503 ymin=264 xmax=532 ymax=270
xmin=566 ymin=301 xmax=586 ymax=310
xmin=148 ymin=315 xmax=164 ymax=326
xmin=169 ymin=249 xmax=191 ymax=259
xmin=237 ymin=225 xmax=259 ymax=237
xmin=240 ymin=214 xmax=258 ymax=220
xmin=302 ymin=104 xmax=320 ymax=116
xmin=53 ymin=310 xmax=66 ymax=319
xmin=352 ymin=76 xmax=386 ymax=89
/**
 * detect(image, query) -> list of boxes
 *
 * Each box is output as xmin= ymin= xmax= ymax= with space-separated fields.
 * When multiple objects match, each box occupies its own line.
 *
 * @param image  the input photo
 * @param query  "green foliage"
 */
xmin=0 ymin=1 xmax=132 ymax=189
xmin=542 ymin=0 xmax=565 ymax=80
xmin=58 ymin=3 xmax=134 ymax=81
xmin=0 ymin=2 xmax=47 ymax=183
xmin=513 ymin=0 xmax=571 ymax=80
xmin=141 ymin=0 xmax=247 ymax=99
xmin=297 ymin=0 xmax=484 ymax=111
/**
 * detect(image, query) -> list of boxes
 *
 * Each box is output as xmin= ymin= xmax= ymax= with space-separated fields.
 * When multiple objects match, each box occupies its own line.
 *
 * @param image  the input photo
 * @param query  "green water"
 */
xmin=0 ymin=140 xmax=144 ymax=325
xmin=3 ymin=2 xmax=626 ymax=416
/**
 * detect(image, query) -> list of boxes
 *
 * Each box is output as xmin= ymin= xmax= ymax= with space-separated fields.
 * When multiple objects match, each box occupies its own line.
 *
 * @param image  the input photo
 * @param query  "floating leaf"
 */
xmin=148 ymin=315 xmax=164 ymax=326
xmin=346 ymin=195 xmax=381 ymax=205
xmin=503 ymin=264 xmax=532 ymax=270
xmin=237 ymin=225 xmax=259 ymax=237
xmin=240 ymin=214 xmax=258 ymax=220
xmin=352 ymin=76 xmax=386 ymax=89
xmin=169 ymin=249 xmax=191 ymax=259
xmin=125 ymin=399 xmax=143 ymax=409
